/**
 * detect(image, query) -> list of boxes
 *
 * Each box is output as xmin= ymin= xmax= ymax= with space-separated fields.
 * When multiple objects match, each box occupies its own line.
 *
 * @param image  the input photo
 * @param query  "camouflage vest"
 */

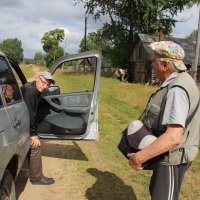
xmin=141 ymin=72 xmax=200 ymax=165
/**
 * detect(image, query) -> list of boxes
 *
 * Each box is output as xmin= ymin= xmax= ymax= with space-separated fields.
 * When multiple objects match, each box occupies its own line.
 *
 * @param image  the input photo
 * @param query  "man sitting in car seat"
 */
xmin=21 ymin=72 xmax=55 ymax=185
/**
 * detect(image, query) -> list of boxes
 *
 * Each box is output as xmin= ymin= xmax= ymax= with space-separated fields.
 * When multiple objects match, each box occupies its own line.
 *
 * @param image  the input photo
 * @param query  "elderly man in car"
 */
xmin=21 ymin=72 xmax=55 ymax=185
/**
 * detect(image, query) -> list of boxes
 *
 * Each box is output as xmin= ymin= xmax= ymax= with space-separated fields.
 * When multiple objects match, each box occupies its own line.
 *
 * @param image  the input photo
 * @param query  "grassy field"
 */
xmin=20 ymin=65 xmax=200 ymax=200
xmin=97 ymin=77 xmax=200 ymax=200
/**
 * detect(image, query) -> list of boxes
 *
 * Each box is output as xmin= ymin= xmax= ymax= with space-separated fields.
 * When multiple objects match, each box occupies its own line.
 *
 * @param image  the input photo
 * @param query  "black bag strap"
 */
xmin=185 ymin=97 xmax=200 ymax=127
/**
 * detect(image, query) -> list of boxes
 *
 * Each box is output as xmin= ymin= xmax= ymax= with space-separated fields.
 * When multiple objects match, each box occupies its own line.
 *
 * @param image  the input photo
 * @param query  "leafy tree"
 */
xmin=24 ymin=58 xmax=35 ymax=65
xmin=75 ymin=0 xmax=200 ymax=67
xmin=0 ymin=38 xmax=24 ymax=64
xmin=41 ymin=29 xmax=64 ymax=53
xmin=45 ymin=47 xmax=64 ymax=67
xmin=79 ymin=29 xmax=112 ymax=52
xmin=79 ymin=32 xmax=98 ymax=52
xmin=41 ymin=29 xmax=65 ymax=67
xmin=186 ymin=29 xmax=198 ymax=40
xmin=34 ymin=52 xmax=46 ymax=66
xmin=79 ymin=28 xmax=120 ymax=66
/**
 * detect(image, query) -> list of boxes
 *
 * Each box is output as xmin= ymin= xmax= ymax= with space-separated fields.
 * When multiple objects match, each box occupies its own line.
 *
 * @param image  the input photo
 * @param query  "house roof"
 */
xmin=138 ymin=34 xmax=199 ymax=66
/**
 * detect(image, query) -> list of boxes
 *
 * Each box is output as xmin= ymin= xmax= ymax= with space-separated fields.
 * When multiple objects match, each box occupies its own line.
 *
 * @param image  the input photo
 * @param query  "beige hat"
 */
xmin=37 ymin=72 xmax=55 ymax=84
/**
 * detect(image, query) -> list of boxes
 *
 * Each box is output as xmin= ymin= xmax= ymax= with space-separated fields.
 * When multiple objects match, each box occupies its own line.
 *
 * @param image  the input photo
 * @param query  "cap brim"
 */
xmin=172 ymin=60 xmax=187 ymax=71
xmin=48 ymin=79 xmax=55 ymax=85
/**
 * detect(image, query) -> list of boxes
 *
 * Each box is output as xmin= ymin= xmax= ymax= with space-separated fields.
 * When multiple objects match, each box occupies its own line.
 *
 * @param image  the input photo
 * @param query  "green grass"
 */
xmin=53 ymin=69 xmax=94 ymax=93
xmin=96 ymin=78 xmax=155 ymax=199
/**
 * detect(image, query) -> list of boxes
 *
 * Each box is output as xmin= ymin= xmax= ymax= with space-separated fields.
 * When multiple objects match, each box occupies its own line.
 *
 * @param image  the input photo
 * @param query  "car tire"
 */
xmin=0 ymin=170 xmax=16 ymax=200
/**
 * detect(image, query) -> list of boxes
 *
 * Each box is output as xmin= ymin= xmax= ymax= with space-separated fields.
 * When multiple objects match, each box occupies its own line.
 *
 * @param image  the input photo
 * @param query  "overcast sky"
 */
xmin=0 ymin=0 xmax=199 ymax=58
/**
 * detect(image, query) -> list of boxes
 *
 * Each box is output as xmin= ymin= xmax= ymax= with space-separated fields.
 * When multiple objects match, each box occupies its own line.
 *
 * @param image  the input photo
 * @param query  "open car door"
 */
xmin=36 ymin=51 xmax=101 ymax=140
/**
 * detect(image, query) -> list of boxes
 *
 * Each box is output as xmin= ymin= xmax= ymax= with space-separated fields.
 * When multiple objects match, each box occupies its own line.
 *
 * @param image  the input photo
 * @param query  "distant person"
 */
xmin=128 ymin=41 xmax=200 ymax=200
xmin=21 ymin=72 xmax=55 ymax=185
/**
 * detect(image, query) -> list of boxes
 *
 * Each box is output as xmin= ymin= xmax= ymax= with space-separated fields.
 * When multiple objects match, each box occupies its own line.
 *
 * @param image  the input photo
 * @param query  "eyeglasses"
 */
xmin=39 ymin=76 xmax=51 ymax=87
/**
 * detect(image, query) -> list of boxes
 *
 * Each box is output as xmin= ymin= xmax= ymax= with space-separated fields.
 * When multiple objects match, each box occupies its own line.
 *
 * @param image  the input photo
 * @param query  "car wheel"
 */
xmin=0 ymin=170 xmax=16 ymax=200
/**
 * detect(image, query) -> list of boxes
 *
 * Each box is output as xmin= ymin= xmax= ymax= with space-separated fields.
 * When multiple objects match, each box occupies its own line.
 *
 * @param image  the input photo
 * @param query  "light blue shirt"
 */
xmin=159 ymin=72 xmax=189 ymax=128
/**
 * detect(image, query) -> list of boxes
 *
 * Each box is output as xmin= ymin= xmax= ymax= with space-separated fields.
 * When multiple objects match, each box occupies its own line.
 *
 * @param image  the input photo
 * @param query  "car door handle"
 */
xmin=13 ymin=120 xmax=21 ymax=128
xmin=51 ymin=97 xmax=61 ymax=105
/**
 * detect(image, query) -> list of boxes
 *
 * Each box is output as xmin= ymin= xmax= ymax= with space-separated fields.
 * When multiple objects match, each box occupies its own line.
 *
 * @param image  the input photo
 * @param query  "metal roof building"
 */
xmin=128 ymin=34 xmax=200 ymax=84
xmin=138 ymin=34 xmax=199 ymax=66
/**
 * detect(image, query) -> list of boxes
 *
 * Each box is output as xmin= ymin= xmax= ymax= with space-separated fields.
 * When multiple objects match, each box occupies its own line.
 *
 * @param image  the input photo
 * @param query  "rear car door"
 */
xmin=36 ymin=51 xmax=101 ymax=140
xmin=0 ymin=54 xmax=30 ymax=170
xmin=0 ymin=92 xmax=13 ymax=179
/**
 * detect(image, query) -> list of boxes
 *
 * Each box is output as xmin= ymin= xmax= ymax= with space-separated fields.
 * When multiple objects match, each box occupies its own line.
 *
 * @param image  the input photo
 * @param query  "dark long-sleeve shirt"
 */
xmin=21 ymin=81 xmax=41 ymax=136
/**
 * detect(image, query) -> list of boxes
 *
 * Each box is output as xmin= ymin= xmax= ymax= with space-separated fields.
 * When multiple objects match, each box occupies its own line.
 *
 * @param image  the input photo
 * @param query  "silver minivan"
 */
xmin=0 ymin=50 xmax=102 ymax=199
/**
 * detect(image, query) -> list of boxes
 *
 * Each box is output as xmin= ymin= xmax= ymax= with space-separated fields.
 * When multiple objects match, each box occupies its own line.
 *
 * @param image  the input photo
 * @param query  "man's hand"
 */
xmin=3 ymin=85 xmax=14 ymax=101
xmin=31 ymin=136 xmax=41 ymax=148
xmin=127 ymin=153 xmax=143 ymax=171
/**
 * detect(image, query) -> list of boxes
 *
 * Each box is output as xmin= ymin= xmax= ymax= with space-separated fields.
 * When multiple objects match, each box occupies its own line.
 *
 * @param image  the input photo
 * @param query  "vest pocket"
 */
xmin=145 ymin=104 xmax=160 ymax=129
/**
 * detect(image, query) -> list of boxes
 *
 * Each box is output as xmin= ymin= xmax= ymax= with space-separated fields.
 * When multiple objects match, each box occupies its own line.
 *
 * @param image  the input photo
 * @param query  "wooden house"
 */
xmin=128 ymin=34 xmax=200 ymax=84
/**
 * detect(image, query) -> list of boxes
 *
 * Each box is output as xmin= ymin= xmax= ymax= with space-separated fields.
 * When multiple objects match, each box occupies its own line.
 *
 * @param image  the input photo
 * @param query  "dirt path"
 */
xmin=28 ymin=65 xmax=41 ymax=81
xmin=16 ymin=139 xmax=136 ymax=200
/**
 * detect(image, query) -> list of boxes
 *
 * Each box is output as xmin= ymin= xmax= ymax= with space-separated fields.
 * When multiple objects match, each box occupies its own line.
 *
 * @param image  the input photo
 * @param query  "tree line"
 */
xmin=0 ymin=29 xmax=65 ymax=67
xmin=0 ymin=0 xmax=199 ymax=67
xmin=77 ymin=0 xmax=200 ymax=67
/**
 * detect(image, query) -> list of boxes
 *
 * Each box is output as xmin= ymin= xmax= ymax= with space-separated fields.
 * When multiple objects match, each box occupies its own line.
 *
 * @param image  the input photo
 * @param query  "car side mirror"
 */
xmin=48 ymin=86 xmax=60 ymax=95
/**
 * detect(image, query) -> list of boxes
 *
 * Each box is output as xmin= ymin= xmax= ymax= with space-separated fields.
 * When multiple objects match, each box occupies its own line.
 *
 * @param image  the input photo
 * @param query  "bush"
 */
xmin=101 ymin=67 xmax=116 ymax=78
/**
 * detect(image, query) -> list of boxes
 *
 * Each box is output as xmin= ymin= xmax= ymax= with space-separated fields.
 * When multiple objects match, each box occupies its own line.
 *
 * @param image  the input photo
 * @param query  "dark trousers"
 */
xmin=149 ymin=163 xmax=191 ymax=200
xmin=29 ymin=146 xmax=43 ymax=180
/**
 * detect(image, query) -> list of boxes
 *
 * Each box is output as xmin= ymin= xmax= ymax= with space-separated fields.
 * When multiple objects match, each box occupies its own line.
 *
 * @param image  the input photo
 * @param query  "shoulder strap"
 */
xmin=185 ymin=97 xmax=200 ymax=127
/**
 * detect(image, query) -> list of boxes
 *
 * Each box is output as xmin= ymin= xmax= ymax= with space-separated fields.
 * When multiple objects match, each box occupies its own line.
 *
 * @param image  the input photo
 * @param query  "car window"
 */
xmin=0 ymin=94 xmax=3 ymax=108
xmin=53 ymin=57 xmax=97 ymax=94
xmin=0 ymin=56 xmax=22 ymax=104
xmin=11 ymin=68 xmax=23 ymax=87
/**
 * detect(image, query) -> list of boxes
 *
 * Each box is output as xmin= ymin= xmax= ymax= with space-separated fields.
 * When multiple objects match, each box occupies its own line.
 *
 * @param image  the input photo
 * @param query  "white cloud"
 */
xmin=0 ymin=1 xmax=199 ymax=58
xmin=0 ymin=0 xmax=24 ymax=8
xmin=173 ymin=5 xmax=199 ymax=38
xmin=0 ymin=0 xmax=103 ymax=58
